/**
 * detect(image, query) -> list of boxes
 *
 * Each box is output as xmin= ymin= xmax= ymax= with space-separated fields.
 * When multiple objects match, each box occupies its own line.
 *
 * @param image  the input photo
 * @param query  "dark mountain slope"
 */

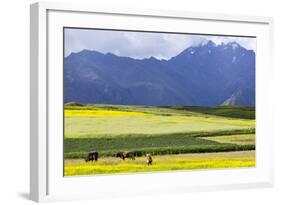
xmin=64 ymin=41 xmax=255 ymax=106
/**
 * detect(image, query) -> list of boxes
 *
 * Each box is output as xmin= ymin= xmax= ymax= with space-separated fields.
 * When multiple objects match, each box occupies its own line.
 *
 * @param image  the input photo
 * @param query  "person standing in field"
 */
xmin=146 ymin=154 xmax=153 ymax=165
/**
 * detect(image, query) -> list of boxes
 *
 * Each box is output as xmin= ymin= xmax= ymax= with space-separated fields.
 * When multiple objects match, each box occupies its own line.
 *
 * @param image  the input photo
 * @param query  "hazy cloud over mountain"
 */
xmin=64 ymin=28 xmax=256 ymax=59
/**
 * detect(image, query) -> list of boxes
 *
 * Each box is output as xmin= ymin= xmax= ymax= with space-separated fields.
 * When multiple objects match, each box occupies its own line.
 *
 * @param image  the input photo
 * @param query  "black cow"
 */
xmin=85 ymin=151 xmax=98 ymax=162
xmin=115 ymin=151 xmax=135 ymax=160
xmin=115 ymin=152 xmax=125 ymax=160
xmin=123 ymin=151 xmax=135 ymax=160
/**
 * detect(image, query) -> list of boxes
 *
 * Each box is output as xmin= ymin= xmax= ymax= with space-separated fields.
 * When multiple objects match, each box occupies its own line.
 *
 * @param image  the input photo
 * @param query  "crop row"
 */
xmin=64 ymin=144 xmax=255 ymax=159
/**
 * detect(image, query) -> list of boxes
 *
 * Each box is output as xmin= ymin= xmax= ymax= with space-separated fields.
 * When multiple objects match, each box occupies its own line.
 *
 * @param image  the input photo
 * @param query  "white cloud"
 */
xmin=64 ymin=28 xmax=256 ymax=59
xmin=204 ymin=36 xmax=256 ymax=52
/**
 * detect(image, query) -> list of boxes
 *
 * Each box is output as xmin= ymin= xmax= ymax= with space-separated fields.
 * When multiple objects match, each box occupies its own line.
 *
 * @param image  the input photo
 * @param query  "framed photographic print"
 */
xmin=30 ymin=2 xmax=274 ymax=202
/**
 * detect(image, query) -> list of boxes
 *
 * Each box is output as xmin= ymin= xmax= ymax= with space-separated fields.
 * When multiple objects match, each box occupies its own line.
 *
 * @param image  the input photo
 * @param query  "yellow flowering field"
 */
xmin=64 ymin=109 xmax=154 ymax=117
xmin=64 ymin=151 xmax=255 ymax=176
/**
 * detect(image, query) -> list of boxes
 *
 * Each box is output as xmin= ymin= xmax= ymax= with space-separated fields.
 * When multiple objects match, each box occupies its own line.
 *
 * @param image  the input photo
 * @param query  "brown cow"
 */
xmin=146 ymin=154 xmax=152 ymax=165
xmin=115 ymin=152 xmax=125 ymax=160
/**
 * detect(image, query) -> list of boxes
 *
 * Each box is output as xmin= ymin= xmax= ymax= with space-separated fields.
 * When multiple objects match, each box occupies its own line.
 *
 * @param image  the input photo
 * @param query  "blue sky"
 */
xmin=64 ymin=28 xmax=256 ymax=59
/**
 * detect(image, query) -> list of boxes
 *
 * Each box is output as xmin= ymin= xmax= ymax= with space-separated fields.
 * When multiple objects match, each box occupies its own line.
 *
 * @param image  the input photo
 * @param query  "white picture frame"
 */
xmin=30 ymin=2 xmax=274 ymax=202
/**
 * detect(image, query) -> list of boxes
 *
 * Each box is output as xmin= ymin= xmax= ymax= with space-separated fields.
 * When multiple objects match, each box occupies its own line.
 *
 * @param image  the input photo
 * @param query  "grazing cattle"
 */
xmin=115 ymin=152 xmax=125 ymax=160
xmin=115 ymin=151 xmax=135 ymax=160
xmin=85 ymin=151 xmax=98 ymax=162
xmin=123 ymin=151 xmax=135 ymax=160
xmin=146 ymin=154 xmax=152 ymax=165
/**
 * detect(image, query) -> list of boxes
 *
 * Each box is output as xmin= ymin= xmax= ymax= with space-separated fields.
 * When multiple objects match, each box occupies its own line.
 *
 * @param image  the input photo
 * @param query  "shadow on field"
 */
xmin=17 ymin=192 xmax=29 ymax=200
xmin=172 ymin=106 xmax=255 ymax=119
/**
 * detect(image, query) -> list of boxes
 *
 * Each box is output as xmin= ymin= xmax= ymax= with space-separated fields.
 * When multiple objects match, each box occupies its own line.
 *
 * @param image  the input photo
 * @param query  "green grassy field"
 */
xmin=64 ymin=105 xmax=254 ymax=139
xmin=64 ymin=104 xmax=255 ymax=176
xmin=200 ymin=134 xmax=255 ymax=145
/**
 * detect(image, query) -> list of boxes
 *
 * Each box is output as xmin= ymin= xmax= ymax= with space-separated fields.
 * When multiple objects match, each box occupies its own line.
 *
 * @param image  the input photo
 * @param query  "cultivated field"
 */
xmin=65 ymin=151 xmax=255 ymax=176
xmin=64 ymin=104 xmax=255 ymax=176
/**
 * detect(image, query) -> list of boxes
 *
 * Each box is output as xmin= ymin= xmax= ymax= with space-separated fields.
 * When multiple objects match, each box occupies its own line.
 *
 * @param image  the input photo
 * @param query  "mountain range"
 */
xmin=64 ymin=40 xmax=255 ymax=106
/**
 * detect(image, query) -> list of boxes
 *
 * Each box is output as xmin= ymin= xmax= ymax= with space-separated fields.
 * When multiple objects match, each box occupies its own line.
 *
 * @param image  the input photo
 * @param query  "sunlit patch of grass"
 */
xmin=200 ymin=134 xmax=255 ymax=145
xmin=64 ymin=151 xmax=255 ymax=176
xmin=64 ymin=115 xmax=255 ymax=138
xmin=64 ymin=109 xmax=153 ymax=117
